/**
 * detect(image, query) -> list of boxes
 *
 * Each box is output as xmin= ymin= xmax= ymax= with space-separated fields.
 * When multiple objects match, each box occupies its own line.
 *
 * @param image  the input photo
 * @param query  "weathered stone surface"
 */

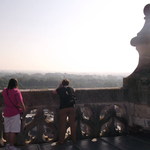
xmin=0 ymin=88 xmax=129 ymax=147
xmin=134 ymin=104 xmax=150 ymax=118
xmin=123 ymin=4 xmax=150 ymax=106
xmin=127 ymin=103 xmax=150 ymax=129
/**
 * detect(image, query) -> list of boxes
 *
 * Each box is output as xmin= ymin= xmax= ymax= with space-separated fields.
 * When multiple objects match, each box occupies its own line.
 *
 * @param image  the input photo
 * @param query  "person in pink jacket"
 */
xmin=2 ymin=78 xmax=26 ymax=150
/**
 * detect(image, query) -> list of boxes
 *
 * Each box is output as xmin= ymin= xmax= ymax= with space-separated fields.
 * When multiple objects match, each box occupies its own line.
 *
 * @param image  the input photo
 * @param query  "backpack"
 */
xmin=65 ymin=87 xmax=77 ymax=106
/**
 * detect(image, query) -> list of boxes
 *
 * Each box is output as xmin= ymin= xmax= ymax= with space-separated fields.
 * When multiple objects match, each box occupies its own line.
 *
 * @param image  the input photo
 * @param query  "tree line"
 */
xmin=0 ymin=72 xmax=125 ymax=90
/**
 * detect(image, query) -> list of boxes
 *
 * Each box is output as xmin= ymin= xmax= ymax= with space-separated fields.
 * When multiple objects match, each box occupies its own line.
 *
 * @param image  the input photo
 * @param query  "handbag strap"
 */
xmin=6 ymin=89 xmax=19 ymax=111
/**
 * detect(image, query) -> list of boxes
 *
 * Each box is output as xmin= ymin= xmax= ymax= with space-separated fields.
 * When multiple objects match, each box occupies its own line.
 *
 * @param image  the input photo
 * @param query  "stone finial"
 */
xmin=144 ymin=4 xmax=150 ymax=16
xmin=131 ymin=4 xmax=150 ymax=46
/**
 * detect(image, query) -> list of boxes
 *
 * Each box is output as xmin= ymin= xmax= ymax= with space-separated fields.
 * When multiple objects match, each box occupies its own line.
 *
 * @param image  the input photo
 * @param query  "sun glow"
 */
xmin=0 ymin=0 xmax=147 ymax=75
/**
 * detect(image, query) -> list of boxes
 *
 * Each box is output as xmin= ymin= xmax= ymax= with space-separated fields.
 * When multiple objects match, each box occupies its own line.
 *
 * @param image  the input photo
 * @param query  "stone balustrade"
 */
xmin=0 ymin=88 xmax=130 ymax=147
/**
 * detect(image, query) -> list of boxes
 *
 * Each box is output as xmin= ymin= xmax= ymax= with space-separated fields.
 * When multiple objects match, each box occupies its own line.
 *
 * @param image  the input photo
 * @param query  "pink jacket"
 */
xmin=2 ymin=88 xmax=23 ymax=117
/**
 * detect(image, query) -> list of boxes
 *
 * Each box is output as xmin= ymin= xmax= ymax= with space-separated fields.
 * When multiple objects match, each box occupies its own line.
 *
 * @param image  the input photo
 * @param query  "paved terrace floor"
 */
xmin=1 ymin=135 xmax=150 ymax=150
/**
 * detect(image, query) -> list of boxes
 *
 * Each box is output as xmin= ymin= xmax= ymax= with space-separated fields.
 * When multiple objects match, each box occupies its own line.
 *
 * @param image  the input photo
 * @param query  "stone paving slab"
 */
xmin=0 ymin=144 xmax=40 ymax=150
xmin=101 ymin=136 xmax=150 ymax=150
xmin=39 ymin=141 xmax=79 ymax=150
xmin=73 ymin=138 xmax=119 ymax=150
xmin=1 ymin=136 xmax=150 ymax=150
xmin=130 ymin=134 xmax=150 ymax=144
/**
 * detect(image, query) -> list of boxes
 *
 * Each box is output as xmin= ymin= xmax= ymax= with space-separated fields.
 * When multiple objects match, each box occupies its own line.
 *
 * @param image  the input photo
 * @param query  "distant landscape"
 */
xmin=0 ymin=71 xmax=128 ymax=90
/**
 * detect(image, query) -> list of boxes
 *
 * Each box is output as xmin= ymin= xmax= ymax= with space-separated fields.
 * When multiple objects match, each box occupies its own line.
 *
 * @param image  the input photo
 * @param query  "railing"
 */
xmin=0 ymin=88 xmax=129 ymax=147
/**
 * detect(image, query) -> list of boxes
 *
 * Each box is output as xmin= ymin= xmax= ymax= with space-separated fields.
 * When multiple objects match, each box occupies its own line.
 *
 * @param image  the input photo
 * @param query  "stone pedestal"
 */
xmin=123 ymin=4 xmax=150 ymax=106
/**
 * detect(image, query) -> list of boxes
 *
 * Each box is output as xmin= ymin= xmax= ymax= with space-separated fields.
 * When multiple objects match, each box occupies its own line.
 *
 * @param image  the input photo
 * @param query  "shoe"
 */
xmin=8 ymin=146 xmax=20 ymax=150
xmin=71 ymin=140 xmax=76 ymax=144
xmin=56 ymin=141 xmax=64 ymax=145
xmin=5 ymin=146 xmax=9 ymax=150
xmin=5 ymin=144 xmax=10 ymax=150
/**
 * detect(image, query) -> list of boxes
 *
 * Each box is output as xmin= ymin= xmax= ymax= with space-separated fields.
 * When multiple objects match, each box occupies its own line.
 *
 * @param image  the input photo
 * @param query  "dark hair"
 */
xmin=62 ymin=79 xmax=69 ymax=86
xmin=7 ymin=78 xmax=18 ymax=89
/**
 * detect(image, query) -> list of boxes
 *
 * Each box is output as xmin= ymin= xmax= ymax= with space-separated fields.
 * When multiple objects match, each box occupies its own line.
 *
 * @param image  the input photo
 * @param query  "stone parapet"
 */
xmin=0 ymin=88 xmax=129 ymax=147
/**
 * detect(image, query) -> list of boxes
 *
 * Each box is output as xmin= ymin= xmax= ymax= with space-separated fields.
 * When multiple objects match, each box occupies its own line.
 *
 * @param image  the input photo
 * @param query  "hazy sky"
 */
xmin=0 ymin=0 xmax=149 ymax=75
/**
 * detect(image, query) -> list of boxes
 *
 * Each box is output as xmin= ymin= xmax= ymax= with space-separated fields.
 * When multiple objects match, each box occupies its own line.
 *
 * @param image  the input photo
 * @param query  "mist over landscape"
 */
xmin=0 ymin=70 xmax=128 ymax=90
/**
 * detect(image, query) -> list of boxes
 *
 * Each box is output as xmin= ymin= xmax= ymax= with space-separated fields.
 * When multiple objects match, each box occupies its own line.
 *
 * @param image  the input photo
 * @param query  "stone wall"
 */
xmin=128 ymin=103 xmax=150 ymax=130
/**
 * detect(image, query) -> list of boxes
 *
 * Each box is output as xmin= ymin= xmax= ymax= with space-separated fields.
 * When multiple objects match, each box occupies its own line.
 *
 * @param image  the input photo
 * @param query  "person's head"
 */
xmin=62 ymin=79 xmax=69 ymax=86
xmin=7 ymin=78 xmax=18 ymax=89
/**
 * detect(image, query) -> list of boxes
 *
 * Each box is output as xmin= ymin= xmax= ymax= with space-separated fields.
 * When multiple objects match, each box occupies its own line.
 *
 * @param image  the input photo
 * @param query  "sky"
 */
xmin=0 ymin=0 xmax=150 ymax=75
